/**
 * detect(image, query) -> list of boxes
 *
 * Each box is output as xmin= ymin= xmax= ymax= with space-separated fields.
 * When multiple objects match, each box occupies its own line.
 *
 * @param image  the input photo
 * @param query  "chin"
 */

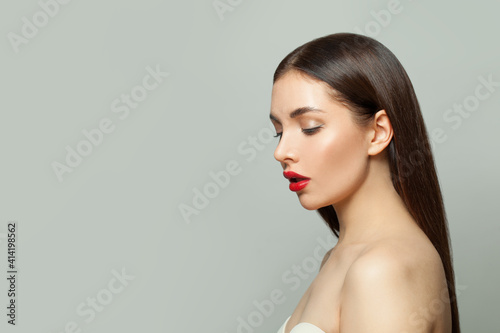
xmin=297 ymin=196 xmax=323 ymax=211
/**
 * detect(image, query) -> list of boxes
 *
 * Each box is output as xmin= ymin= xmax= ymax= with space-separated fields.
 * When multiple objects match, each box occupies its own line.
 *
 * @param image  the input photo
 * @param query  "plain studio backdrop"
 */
xmin=0 ymin=0 xmax=499 ymax=332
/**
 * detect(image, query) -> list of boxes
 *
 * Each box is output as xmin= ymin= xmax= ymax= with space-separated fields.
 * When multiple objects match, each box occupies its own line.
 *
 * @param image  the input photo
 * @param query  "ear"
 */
xmin=367 ymin=109 xmax=393 ymax=156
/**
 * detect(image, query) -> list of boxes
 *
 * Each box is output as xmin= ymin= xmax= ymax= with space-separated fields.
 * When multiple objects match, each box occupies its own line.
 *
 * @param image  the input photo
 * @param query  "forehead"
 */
xmin=270 ymin=70 xmax=342 ymax=119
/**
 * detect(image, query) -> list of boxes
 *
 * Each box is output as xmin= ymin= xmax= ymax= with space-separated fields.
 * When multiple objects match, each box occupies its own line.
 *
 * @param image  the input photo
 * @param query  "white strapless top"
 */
xmin=277 ymin=315 xmax=326 ymax=333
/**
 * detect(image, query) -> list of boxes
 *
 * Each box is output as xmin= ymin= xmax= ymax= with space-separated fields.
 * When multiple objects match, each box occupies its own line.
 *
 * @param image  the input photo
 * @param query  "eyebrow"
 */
xmin=269 ymin=106 xmax=325 ymax=123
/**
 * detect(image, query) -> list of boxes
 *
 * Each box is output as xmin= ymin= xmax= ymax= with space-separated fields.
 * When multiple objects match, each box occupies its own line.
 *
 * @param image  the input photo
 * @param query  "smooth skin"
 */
xmin=270 ymin=70 xmax=452 ymax=333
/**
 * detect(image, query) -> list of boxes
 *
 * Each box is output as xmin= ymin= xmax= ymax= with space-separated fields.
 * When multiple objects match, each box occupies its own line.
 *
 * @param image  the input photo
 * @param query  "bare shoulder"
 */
xmin=319 ymin=247 xmax=334 ymax=271
xmin=339 ymin=239 xmax=450 ymax=332
xmin=349 ymin=238 xmax=445 ymax=280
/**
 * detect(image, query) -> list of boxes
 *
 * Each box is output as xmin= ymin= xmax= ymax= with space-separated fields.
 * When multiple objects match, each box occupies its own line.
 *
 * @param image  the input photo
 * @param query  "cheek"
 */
xmin=314 ymin=130 xmax=368 ymax=197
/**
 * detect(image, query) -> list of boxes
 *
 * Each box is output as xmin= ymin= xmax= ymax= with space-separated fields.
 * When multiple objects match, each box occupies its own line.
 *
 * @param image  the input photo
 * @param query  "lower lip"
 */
xmin=289 ymin=179 xmax=310 ymax=192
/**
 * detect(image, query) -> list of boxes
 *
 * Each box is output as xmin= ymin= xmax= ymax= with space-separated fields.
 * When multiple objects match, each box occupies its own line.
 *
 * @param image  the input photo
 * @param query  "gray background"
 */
xmin=1 ymin=0 xmax=499 ymax=332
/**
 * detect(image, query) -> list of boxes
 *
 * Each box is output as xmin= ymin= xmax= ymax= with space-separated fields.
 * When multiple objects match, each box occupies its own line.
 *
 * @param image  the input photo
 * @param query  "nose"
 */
xmin=273 ymin=133 xmax=298 ymax=165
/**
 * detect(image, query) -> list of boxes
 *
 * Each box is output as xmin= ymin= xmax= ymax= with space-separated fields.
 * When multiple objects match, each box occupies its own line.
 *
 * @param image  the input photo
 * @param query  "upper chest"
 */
xmin=285 ymin=246 xmax=367 ymax=333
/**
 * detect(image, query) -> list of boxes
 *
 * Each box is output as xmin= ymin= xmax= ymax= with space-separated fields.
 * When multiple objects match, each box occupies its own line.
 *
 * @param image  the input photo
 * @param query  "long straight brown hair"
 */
xmin=273 ymin=32 xmax=460 ymax=332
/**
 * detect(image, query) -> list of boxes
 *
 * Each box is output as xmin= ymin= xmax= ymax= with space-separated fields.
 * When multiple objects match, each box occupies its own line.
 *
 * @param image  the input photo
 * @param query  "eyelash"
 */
xmin=273 ymin=126 xmax=322 ymax=138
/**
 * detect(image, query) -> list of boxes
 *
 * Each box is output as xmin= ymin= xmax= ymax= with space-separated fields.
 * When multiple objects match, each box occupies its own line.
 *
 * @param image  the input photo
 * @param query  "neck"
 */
xmin=332 ymin=154 xmax=418 ymax=247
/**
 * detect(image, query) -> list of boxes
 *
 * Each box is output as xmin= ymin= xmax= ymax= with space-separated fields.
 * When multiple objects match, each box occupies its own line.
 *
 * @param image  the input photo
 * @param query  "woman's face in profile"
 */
xmin=270 ymin=70 xmax=370 ymax=210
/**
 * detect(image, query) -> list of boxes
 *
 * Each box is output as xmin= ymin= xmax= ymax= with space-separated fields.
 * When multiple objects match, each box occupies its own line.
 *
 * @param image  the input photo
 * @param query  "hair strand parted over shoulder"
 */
xmin=273 ymin=32 xmax=460 ymax=333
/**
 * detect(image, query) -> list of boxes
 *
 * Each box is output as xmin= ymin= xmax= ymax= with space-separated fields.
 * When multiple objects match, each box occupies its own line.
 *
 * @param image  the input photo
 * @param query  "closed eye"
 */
xmin=302 ymin=125 xmax=323 ymax=135
xmin=273 ymin=126 xmax=323 ymax=139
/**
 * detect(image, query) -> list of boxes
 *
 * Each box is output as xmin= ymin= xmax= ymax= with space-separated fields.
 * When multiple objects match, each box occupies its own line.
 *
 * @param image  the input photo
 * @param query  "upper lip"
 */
xmin=283 ymin=171 xmax=310 ymax=182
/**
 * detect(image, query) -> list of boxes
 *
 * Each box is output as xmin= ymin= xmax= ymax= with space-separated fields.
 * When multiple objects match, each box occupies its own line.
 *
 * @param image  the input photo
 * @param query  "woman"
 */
xmin=270 ymin=33 xmax=460 ymax=333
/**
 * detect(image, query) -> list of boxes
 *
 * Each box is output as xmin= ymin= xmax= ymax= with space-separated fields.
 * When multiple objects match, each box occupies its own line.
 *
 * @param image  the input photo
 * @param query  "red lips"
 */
xmin=283 ymin=171 xmax=310 ymax=192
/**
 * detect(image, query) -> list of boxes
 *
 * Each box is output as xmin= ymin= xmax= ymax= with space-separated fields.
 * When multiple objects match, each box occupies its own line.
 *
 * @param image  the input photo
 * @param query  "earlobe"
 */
xmin=367 ymin=109 xmax=393 ymax=156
